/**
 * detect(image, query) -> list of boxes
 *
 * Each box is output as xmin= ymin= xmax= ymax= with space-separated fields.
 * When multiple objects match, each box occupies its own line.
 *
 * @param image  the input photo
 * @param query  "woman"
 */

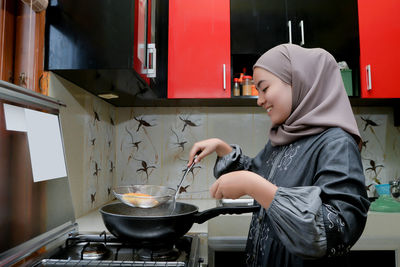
xmin=188 ymin=44 xmax=370 ymax=266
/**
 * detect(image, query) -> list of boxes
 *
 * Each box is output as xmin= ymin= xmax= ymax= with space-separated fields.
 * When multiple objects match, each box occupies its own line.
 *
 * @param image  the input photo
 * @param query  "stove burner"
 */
xmin=41 ymin=234 xmax=199 ymax=266
xmin=134 ymin=247 xmax=181 ymax=261
xmin=80 ymin=243 xmax=110 ymax=260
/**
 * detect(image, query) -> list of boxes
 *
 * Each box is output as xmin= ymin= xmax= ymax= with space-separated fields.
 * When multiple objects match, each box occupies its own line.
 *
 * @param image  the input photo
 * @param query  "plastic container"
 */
xmin=369 ymin=195 xmax=400 ymax=212
xmin=233 ymin=78 xmax=241 ymax=96
xmin=375 ymin=183 xmax=391 ymax=196
xmin=340 ymin=69 xmax=353 ymax=96
xmin=242 ymin=75 xmax=252 ymax=96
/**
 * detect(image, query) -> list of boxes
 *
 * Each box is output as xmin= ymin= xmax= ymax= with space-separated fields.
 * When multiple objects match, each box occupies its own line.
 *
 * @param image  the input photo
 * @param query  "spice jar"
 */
xmin=233 ymin=78 xmax=241 ymax=96
xmin=242 ymin=75 xmax=252 ymax=96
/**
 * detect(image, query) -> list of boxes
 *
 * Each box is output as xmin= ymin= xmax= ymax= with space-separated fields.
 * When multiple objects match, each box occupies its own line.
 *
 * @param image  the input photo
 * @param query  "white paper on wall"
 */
xmin=24 ymin=108 xmax=67 ymax=182
xmin=3 ymin=103 xmax=27 ymax=132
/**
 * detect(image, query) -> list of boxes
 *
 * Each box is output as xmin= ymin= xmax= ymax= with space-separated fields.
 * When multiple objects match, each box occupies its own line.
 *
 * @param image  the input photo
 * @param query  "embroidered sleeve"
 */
xmin=213 ymin=144 xmax=250 ymax=178
xmin=314 ymin=135 xmax=370 ymax=257
xmin=267 ymin=186 xmax=327 ymax=259
xmin=268 ymin=135 xmax=370 ymax=259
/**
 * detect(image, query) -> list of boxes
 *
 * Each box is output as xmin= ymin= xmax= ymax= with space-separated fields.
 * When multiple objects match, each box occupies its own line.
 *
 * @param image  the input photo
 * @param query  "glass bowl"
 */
xmin=113 ymin=185 xmax=176 ymax=208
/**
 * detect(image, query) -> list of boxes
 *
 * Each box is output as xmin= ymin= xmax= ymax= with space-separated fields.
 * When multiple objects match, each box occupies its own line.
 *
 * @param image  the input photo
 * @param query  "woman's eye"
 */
xmin=262 ymin=87 xmax=268 ymax=92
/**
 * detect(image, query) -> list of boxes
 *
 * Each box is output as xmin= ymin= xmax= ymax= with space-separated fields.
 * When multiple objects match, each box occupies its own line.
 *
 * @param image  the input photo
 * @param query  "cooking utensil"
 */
xmin=113 ymin=185 xmax=175 ymax=208
xmin=175 ymin=155 xmax=198 ymax=200
xmin=170 ymin=155 xmax=199 ymax=214
xmin=99 ymin=202 xmax=260 ymax=246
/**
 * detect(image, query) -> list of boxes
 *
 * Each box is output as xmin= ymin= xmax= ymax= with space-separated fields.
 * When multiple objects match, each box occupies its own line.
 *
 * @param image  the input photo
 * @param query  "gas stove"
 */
xmin=34 ymin=231 xmax=200 ymax=267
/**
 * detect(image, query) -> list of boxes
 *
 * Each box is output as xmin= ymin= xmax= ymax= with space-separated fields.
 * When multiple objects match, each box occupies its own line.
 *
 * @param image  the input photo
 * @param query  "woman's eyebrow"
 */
xmin=257 ymin=80 xmax=266 ymax=89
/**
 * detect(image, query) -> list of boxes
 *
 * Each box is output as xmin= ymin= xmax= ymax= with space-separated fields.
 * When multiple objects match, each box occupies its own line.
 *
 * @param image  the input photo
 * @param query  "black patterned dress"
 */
xmin=214 ymin=127 xmax=370 ymax=267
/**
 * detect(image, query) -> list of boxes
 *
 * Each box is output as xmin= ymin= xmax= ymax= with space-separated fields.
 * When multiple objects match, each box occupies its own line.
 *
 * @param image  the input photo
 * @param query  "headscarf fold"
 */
xmin=253 ymin=44 xmax=361 ymax=147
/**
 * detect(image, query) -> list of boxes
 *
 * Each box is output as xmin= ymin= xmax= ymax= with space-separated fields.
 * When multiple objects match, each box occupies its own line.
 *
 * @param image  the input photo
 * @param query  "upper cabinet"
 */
xmin=290 ymin=0 xmax=359 ymax=74
xmin=45 ymin=0 xmax=158 ymax=106
xmin=230 ymin=0 xmax=288 ymax=55
xmin=358 ymin=0 xmax=400 ymax=98
xmin=167 ymin=0 xmax=231 ymax=98
xmin=44 ymin=0 xmax=399 ymax=104
xmin=230 ymin=0 xmax=359 ymax=96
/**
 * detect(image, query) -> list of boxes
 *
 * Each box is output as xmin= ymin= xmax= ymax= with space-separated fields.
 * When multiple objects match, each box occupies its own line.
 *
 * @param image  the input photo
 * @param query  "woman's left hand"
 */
xmin=210 ymin=170 xmax=278 ymax=209
xmin=210 ymin=171 xmax=253 ymax=199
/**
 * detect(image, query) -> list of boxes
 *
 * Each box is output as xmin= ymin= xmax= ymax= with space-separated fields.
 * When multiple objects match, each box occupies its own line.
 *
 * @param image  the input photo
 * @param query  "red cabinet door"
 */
xmin=168 ymin=0 xmax=231 ymax=98
xmin=358 ymin=0 xmax=400 ymax=98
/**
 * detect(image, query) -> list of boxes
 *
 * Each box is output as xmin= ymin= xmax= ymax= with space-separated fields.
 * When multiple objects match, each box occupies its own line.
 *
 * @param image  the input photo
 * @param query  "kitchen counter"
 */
xmin=208 ymin=211 xmax=400 ymax=247
xmin=77 ymin=202 xmax=400 ymax=245
xmin=354 ymin=211 xmax=400 ymax=250
xmin=207 ymin=211 xmax=400 ymax=266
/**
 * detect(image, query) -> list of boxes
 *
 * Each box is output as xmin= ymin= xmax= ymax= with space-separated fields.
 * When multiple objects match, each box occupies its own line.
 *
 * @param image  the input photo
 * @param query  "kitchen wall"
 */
xmin=115 ymin=106 xmax=271 ymax=198
xmin=49 ymin=74 xmax=116 ymax=217
xmin=116 ymin=106 xmax=400 ymax=199
xmin=49 ymin=73 xmax=400 ymax=217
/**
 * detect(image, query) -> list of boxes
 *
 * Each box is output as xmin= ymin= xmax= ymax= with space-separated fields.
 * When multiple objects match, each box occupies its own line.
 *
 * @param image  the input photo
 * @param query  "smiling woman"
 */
xmin=253 ymin=67 xmax=292 ymax=125
xmin=187 ymin=44 xmax=370 ymax=267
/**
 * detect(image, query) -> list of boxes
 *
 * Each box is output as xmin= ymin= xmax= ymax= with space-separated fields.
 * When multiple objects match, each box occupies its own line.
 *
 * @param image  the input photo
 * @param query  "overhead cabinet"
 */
xmin=231 ymin=0 xmax=359 ymax=60
xmin=44 ymin=0 xmax=158 ymax=106
xmin=230 ymin=0 xmax=359 ymax=96
xmin=230 ymin=0 xmax=288 ymax=55
xmin=167 ymin=0 xmax=231 ymax=98
xmin=45 ymin=0 xmax=365 ymax=103
xmin=358 ymin=0 xmax=400 ymax=98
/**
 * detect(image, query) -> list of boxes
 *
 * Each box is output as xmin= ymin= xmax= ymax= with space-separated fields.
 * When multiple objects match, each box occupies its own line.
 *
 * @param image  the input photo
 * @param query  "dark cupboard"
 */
xmin=230 ymin=0 xmax=288 ymax=55
xmin=230 ymin=0 xmax=360 ymax=96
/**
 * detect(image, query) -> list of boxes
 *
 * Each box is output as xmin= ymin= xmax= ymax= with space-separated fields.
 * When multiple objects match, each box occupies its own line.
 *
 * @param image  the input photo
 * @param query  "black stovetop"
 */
xmin=35 ymin=232 xmax=199 ymax=267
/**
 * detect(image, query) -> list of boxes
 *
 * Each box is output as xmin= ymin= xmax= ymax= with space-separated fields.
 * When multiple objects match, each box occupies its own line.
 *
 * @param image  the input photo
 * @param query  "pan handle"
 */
xmin=193 ymin=205 xmax=260 ymax=224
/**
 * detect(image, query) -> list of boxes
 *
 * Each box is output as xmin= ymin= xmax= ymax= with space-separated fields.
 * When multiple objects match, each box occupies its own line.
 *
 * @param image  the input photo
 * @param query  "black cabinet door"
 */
xmin=289 ymin=0 xmax=359 ymax=66
xmin=230 ymin=0 xmax=288 ymax=55
xmin=288 ymin=0 xmax=359 ymax=93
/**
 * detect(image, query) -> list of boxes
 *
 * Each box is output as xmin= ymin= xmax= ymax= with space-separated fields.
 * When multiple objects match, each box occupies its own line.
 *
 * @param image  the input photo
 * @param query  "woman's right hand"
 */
xmin=187 ymin=138 xmax=232 ymax=166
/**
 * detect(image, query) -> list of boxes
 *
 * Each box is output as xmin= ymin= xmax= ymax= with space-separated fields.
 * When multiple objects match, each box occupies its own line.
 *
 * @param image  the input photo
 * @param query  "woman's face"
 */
xmin=253 ymin=67 xmax=292 ymax=125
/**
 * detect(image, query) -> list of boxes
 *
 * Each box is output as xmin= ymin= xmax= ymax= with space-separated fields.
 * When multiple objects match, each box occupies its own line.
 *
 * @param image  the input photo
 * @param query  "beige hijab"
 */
xmin=253 ymin=44 xmax=361 ymax=147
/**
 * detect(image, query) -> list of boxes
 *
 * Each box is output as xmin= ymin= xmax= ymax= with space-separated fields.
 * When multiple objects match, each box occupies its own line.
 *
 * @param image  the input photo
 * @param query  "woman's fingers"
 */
xmin=195 ymin=148 xmax=209 ymax=163
xmin=210 ymin=180 xmax=223 ymax=199
xmin=188 ymin=145 xmax=202 ymax=166
xmin=188 ymin=140 xmax=212 ymax=166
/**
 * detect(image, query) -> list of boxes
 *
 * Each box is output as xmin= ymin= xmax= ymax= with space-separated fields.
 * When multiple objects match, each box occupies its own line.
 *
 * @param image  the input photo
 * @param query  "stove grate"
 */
xmin=40 ymin=259 xmax=186 ymax=266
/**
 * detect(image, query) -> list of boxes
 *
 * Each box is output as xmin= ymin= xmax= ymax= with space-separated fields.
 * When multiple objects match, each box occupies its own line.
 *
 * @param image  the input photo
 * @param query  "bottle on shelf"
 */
xmin=233 ymin=78 xmax=241 ymax=96
xmin=242 ymin=75 xmax=252 ymax=96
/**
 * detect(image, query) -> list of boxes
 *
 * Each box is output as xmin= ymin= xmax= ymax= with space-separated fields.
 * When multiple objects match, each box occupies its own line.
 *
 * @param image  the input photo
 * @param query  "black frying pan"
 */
xmin=99 ymin=202 xmax=260 ymax=246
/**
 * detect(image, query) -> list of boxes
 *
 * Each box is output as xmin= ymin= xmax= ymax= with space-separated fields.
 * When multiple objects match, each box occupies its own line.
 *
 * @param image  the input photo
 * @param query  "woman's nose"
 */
xmin=257 ymin=94 xmax=264 ymax=106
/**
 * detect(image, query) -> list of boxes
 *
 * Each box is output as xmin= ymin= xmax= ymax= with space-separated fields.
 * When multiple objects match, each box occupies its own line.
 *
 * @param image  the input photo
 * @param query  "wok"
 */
xmin=99 ymin=202 xmax=260 ymax=246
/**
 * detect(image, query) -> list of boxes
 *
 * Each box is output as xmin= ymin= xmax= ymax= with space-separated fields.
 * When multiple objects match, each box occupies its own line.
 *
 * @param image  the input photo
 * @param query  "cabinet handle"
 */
xmin=288 ymin=20 xmax=292 ymax=44
xmin=366 ymin=64 xmax=372 ymax=91
xmin=146 ymin=43 xmax=156 ymax=78
xmin=222 ymin=64 xmax=226 ymax=90
xmin=299 ymin=20 xmax=305 ymax=46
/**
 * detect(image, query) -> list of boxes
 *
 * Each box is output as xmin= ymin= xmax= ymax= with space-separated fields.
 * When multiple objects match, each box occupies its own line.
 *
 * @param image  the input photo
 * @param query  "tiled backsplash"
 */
xmin=49 ymin=74 xmax=116 ymax=217
xmin=49 ymin=74 xmax=400 ymax=217
xmin=116 ymin=107 xmax=271 ymax=200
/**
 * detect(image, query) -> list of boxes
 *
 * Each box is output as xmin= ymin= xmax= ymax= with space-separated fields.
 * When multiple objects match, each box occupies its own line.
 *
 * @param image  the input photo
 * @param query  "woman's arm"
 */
xmin=267 ymin=135 xmax=370 ymax=259
xmin=210 ymin=170 xmax=278 ymax=208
